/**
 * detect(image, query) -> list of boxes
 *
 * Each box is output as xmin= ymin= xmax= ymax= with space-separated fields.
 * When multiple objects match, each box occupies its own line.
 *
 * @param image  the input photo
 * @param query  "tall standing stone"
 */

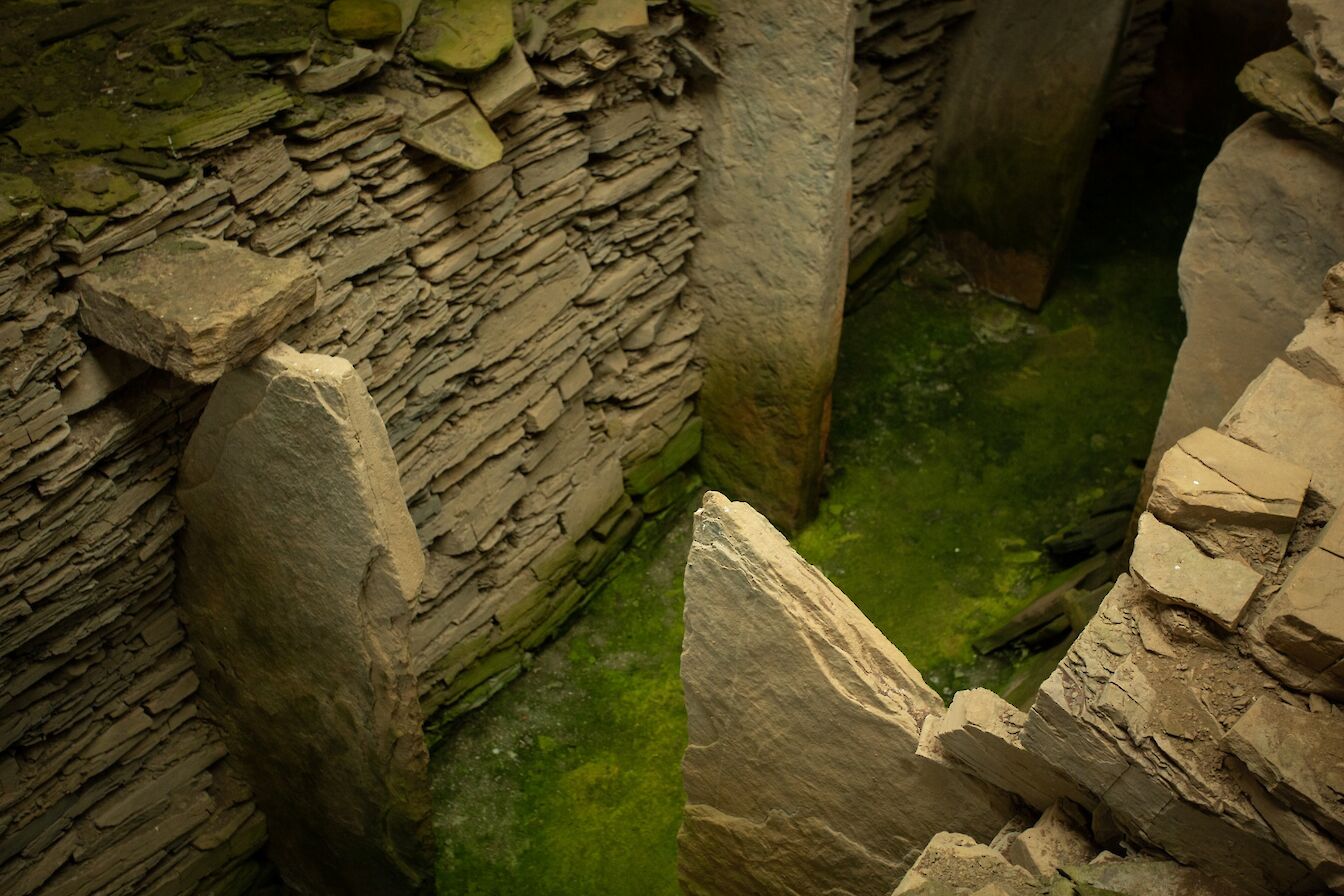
xmin=933 ymin=0 xmax=1132 ymax=307
xmin=177 ymin=344 xmax=434 ymax=895
xmin=680 ymin=493 xmax=1015 ymax=896
xmin=1144 ymin=114 xmax=1344 ymax=491
xmin=687 ymin=0 xmax=855 ymax=532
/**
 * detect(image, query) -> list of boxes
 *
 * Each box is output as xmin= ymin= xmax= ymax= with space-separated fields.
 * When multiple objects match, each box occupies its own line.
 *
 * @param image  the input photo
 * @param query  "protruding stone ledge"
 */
xmin=177 ymin=343 xmax=433 ymax=895
xmin=74 ymin=235 xmax=318 ymax=384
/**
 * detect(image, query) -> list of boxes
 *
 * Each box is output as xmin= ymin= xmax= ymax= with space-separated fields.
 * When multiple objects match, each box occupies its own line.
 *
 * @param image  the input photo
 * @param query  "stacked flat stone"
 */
xmin=850 ymin=0 xmax=974 ymax=273
xmin=1 ymin=0 xmax=705 ymax=892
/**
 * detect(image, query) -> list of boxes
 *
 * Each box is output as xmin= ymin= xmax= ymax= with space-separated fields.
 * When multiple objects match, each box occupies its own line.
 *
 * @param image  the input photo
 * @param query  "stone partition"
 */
xmin=0 ymin=1 xmax=708 ymax=892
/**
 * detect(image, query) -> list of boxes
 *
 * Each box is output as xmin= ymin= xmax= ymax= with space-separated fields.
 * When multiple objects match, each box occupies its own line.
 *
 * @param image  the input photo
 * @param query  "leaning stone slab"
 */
xmin=387 ymin=87 xmax=503 ymax=171
xmin=1130 ymin=512 xmax=1262 ymax=631
xmin=1237 ymin=46 xmax=1344 ymax=152
xmin=920 ymin=688 xmax=1091 ymax=812
xmin=470 ymin=44 xmax=538 ymax=120
xmin=177 ymin=344 xmax=434 ymax=895
xmin=680 ymin=493 xmax=1015 ymax=896
xmin=1222 ymin=357 xmax=1344 ymax=507
xmin=411 ymin=0 xmax=514 ymax=74
xmin=1144 ymin=115 xmax=1344 ymax=488
xmin=74 ymin=235 xmax=317 ymax=384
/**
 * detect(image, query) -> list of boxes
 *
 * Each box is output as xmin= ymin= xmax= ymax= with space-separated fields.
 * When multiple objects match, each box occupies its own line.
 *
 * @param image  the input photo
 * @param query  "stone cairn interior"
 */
xmin=1 ymin=0 xmax=1342 ymax=895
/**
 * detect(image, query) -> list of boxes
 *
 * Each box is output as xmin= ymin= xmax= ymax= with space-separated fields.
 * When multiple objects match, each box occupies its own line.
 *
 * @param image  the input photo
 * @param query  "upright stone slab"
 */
xmin=177 ymin=344 xmax=434 ymax=895
xmin=933 ymin=0 xmax=1132 ymax=307
xmin=680 ymin=493 xmax=1015 ymax=896
xmin=1144 ymin=114 xmax=1344 ymax=488
xmin=687 ymin=0 xmax=854 ymax=532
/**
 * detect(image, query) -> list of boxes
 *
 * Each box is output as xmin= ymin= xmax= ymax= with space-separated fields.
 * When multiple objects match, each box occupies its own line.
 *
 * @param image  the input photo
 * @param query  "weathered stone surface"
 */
xmin=1225 ymin=696 xmax=1344 ymax=841
xmin=1222 ymin=357 xmax=1344 ymax=506
xmin=1259 ymin=547 xmax=1344 ymax=679
xmin=470 ymin=44 xmax=538 ymax=120
xmin=1004 ymin=803 xmax=1095 ymax=879
xmin=74 ymin=235 xmax=318 ymax=383
xmin=1290 ymin=0 xmax=1344 ymax=98
xmin=178 ymin=344 xmax=433 ymax=895
xmin=921 ymin=688 xmax=1091 ymax=812
xmin=1238 ymin=46 xmax=1344 ymax=151
xmin=680 ymin=493 xmax=1015 ymax=896
xmin=1286 ymin=305 xmax=1344 ymax=387
xmin=932 ymin=0 xmax=1131 ymax=307
xmin=395 ymin=88 xmax=503 ymax=171
xmin=564 ymin=0 xmax=649 ymax=38
xmin=893 ymin=833 xmax=1037 ymax=896
xmin=689 ymin=0 xmax=854 ymax=531
xmin=1328 ymin=262 xmax=1344 ymax=312
xmin=1150 ymin=427 xmax=1310 ymax=536
xmin=411 ymin=0 xmax=514 ymax=74
xmin=1145 ymin=114 xmax=1344 ymax=486
xmin=1060 ymin=859 xmax=1249 ymax=896
xmin=1130 ymin=512 xmax=1262 ymax=631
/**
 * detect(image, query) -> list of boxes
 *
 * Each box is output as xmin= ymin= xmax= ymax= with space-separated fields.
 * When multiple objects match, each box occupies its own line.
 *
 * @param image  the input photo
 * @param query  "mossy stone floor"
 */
xmin=430 ymin=138 xmax=1204 ymax=894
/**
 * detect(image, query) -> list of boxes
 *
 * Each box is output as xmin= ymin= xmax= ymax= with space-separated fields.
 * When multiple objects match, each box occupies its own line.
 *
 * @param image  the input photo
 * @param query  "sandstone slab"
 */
xmin=1131 ymin=512 xmax=1262 ymax=631
xmin=933 ymin=0 xmax=1131 ymax=307
xmin=75 ymin=236 xmax=317 ymax=383
xmin=393 ymin=88 xmax=503 ymax=171
xmin=411 ymin=0 xmax=513 ymax=74
xmin=679 ymin=493 xmax=1014 ymax=896
xmin=178 ymin=344 xmax=433 ymax=895
xmin=1145 ymin=115 xmax=1344 ymax=487
xmin=1290 ymin=0 xmax=1344 ymax=97
xmin=1004 ymin=803 xmax=1095 ymax=879
xmin=1260 ymin=547 xmax=1344 ymax=678
xmin=470 ymin=44 xmax=538 ymax=120
xmin=1222 ymin=357 xmax=1344 ymax=506
xmin=1238 ymin=46 xmax=1344 ymax=151
xmin=1285 ymin=305 xmax=1344 ymax=387
xmin=893 ymin=832 xmax=1037 ymax=896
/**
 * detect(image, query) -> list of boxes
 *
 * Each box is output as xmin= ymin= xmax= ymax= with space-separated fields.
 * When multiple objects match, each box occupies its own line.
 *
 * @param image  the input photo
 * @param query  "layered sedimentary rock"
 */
xmin=932 ymin=0 xmax=1131 ymax=307
xmin=177 ymin=345 xmax=433 ymax=896
xmin=1 ymin=1 xmax=708 ymax=891
xmin=679 ymin=492 xmax=1016 ymax=896
xmin=848 ymin=0 xmax=974 ymax=279
xmin=1145 ymin=113 xmax=1344 ymax=485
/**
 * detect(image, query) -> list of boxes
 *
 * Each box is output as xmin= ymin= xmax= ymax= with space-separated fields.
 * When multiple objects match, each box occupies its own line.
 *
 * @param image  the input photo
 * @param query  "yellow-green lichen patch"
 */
xmin=412 ymin=0 xmax=515 ymax=75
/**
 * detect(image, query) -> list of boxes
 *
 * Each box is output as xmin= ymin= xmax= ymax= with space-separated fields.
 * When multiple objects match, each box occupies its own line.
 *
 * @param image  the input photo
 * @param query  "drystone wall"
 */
xmin=1 ymin=1 xmax=707 ymax=893
xmin=681 ymin=270 xmax=1344 ymax=894
xmin=849 ymin=0 xmax=973 ymax=278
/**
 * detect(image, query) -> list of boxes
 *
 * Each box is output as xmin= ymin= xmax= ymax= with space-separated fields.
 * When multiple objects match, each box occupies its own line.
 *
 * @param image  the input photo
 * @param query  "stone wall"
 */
xmin=1 ymin=1 xmax=707 ymax=892
xmin=849 ymin=0 xmax=973 ymax=279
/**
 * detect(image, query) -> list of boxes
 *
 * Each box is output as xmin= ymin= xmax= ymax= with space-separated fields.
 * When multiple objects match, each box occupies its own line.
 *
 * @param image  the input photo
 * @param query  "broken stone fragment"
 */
xmin=177 ymin=343 xmax=434 ymax=895
xmin=920 ymin=688 xmax=1091 ymax=812
xmin=328 ymin=0 xmax=404 ymax=40
xmin=470 ymin=44 xmax=539 ymax=120
xmin=1290 ymin=0 xmax=1344 ymax=97
xmin=1004 ymin=803 xmax=1095 ymax=879
xmin=1259 ymin=546 xmax=1344 ymax=677
xmin=411 ymin=0 xmax=514 ymax=74
xmin=1285 ymin=306 xmax=1344 ymax=387
xmin=1237 ymin=46 xmax=1344 ymax=151
xmin=74 ymin=235 xmax=318 ymax=384
xmin=562 ymin=0 xmax=650 ymax=39
xmin=1149 ymin=427 xmax=1309 ymax=545
xmin=1130 ymin=512 xmax=1262 ymax=631
xmin=679 ymin=492 xmax=1015 ymax=896
xmin=387 ymin=87 xmax=503 ymax=170
xmin=1327 ymin=262 xmax=1344 ymax=312
xmin=893 ymin=832 xmax=1038 ymax=896
xmin=1225 ymin=696 xmax=1344 ymax=841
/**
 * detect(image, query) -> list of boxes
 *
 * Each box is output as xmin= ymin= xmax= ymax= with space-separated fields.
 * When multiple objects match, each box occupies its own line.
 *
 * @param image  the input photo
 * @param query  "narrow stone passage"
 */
xmin=429 ymin=137 xmax=1202 ymax=894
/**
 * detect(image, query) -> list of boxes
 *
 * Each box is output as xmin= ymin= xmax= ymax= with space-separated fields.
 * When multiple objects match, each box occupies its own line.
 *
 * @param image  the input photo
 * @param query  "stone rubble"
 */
xmin=681 ymin=275 xmax=1344 ymax=895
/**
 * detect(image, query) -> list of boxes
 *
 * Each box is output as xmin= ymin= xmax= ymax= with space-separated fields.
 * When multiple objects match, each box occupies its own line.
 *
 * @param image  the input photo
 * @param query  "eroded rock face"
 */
xmin=679 ymin=492 xmax=1015 ymax=896
xmin=1144 ymin=113 xmax=1344 ymax=487
xmin=177 ymin=344 xmax=433 ymax=895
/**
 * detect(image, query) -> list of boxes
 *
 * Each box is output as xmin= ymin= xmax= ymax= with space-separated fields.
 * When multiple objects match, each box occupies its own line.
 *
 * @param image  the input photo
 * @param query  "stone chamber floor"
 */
xmin=429 ymin=135 xmax=1211 ymax=895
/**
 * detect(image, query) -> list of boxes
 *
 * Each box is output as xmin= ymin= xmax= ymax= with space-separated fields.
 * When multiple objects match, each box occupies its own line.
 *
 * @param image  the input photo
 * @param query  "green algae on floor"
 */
xmin=792 ymin=139 xmax=1200 ymax=698
xmin=431 ymin=513 xmax=693 ymax=896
